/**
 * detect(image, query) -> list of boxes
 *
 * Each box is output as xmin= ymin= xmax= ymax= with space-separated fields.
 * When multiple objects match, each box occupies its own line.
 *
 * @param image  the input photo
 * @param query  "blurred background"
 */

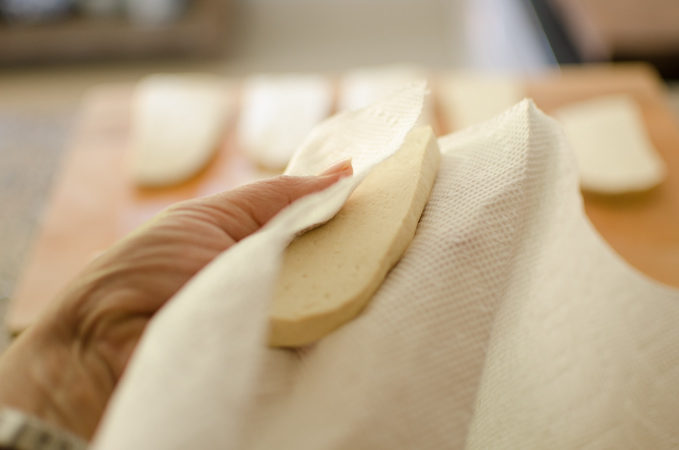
xmin=3 ymin=0 xmax=679 ymax=75
xmin=0 ymin=0 xmax=552 ymax=72
xmin=1 ymin=0 xmax=679 ymax=349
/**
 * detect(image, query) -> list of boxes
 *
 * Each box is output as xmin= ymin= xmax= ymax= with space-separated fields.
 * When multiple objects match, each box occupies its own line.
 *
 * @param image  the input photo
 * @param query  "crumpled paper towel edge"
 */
xmin=285 ymin=81 xmax=428 ymax=180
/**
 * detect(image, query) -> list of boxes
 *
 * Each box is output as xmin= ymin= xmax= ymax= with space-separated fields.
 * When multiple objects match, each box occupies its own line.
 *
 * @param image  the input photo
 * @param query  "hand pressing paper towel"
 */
xmin=238 ymin=74 xmax=332 ymax=170
xmin=553 ymin=95 xmax=667 ymax=194
xmin=129 ymin=74 xmax=235 ymax=187
xmin=270 ymin=126 xmax=440 ymax=347
xmin=92 ymin=82 xmax=428 ymax=450
xmin=93 ymin=92 xmax=679 ymax=450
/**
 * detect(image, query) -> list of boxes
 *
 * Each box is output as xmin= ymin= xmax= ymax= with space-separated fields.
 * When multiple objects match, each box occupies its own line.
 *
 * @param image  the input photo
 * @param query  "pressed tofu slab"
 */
xmin=238 ymin=74 xmax=332 ymax=170
xmin=553 ymin=95 xmax=667 ymax=194
xmin=130 ymin=74 xmax=233 ymax=187
xmin=269 ymin=126 xmax=441 ymax=347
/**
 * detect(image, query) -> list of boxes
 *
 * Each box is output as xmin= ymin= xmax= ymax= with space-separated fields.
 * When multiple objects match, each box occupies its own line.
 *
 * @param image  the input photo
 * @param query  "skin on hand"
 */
xmin=0 ymin=160 xmax=352 ymax=440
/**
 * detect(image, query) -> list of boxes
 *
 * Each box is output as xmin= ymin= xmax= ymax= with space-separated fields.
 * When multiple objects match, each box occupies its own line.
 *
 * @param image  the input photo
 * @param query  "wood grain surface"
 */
xmin=7 ymin=64 xmax=679 ymax=333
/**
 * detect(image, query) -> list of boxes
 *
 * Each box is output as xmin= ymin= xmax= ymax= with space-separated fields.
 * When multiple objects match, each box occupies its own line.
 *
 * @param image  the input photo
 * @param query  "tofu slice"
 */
xmin=237 ymin=74 xmax=332 ymax=170
xmin=553 ymin=95 xmax=666 ymax=194
xmin=438 ymin=72 xmax=524 ymax=131
xmin=129 ymin=74 xmax=233 ymax=187
xmin=269 ymin=126 xmax=441 ymax=347
xmin=338 ymin=66 xmax=435 ymax=126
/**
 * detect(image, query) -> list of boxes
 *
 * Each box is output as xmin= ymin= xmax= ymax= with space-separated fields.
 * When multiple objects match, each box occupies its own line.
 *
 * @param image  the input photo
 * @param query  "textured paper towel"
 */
xmin=93 ymin=88 xmax=679 ymax=449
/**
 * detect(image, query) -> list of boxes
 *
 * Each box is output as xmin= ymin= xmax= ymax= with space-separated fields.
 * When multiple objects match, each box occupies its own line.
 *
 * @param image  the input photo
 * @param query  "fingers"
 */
xmin=316 ymin=157 xmax=353 ymax=177
xmin=178 ymin=159 xmax=353 ymax=243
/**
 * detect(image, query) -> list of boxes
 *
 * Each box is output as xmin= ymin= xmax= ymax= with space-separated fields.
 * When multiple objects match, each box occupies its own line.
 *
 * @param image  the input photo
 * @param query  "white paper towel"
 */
xmin=93 ymin=85 xmax=679 ymax=450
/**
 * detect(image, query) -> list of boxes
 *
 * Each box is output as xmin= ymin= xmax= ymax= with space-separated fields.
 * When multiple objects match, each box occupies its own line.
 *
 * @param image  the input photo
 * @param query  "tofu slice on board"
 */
xmin=129 ymin=74 xmax=235 ymax=187
xmin=553 ymin=95 xmax=667 ymax=194
xmin=237 ymin=74 xmax=333 ymax=170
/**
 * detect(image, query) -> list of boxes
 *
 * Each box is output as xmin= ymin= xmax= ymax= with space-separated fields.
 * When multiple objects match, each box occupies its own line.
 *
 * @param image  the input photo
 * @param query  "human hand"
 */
xmin=0 ymin=159 xmax=352 ymax=440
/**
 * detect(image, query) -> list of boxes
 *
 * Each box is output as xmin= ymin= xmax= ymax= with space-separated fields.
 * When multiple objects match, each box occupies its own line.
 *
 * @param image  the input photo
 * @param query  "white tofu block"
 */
xmin=553 ymin=95 xmax=667 ymax=194
xmin=438 ymin=72 xmax=524 ymax=131
xmin=338 ymin=65 xmax=434 ymax=126
xmin=237 ymin=74 xmax=332 ymax=170
xmin=130 ymin=74 xmax=234 ymax=187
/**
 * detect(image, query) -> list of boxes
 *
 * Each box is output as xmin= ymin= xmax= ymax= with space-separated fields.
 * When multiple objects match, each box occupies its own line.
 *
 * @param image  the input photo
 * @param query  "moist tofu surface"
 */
xmin=269 ymin=126 xmax=441 ymax=347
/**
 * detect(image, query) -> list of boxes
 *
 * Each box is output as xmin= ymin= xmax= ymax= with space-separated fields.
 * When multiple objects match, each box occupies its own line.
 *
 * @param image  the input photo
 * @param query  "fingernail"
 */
xmin=317 ymin=157 xmax=353 ymax=177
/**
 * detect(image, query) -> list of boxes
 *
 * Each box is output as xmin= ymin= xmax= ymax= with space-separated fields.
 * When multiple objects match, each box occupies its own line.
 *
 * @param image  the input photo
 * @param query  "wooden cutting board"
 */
xmin=7 ymin=63 xmax=679 ymax=333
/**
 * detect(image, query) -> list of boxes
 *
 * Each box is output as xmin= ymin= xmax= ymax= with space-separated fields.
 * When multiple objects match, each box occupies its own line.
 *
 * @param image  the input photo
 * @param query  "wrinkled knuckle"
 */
xmin=272 ymin=175 xmax=306 ymax=190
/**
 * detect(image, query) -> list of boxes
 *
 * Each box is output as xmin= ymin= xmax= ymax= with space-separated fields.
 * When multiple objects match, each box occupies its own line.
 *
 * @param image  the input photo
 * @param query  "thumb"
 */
xmin=189 ymin=158 xmax=353 ymax=242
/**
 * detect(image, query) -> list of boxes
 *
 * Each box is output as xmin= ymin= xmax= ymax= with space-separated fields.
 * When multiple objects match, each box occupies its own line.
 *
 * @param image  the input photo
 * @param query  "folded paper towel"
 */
xmin=93 ymin=86 xmax=679 ymax=450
